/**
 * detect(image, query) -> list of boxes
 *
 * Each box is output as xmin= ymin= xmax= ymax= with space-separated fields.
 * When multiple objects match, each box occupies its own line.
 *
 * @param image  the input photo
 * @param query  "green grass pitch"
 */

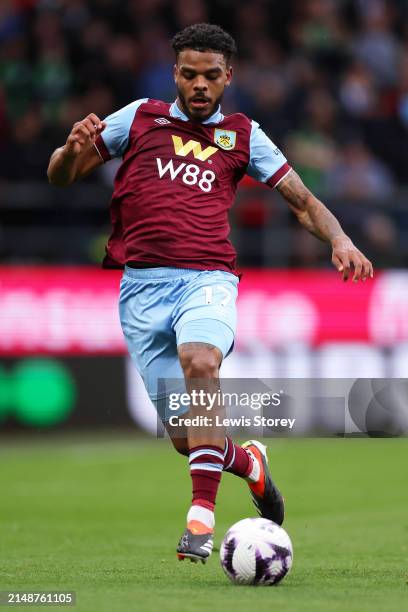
xmin=0 ymin=434 xmax=407 ymax=612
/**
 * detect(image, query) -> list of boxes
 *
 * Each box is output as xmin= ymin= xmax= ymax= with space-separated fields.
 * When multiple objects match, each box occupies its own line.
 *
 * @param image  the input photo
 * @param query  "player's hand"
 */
xmin=64 ymin=114 xmax=106 ymax=158
xmin=331 ymin=235 xmax=374 ymax=282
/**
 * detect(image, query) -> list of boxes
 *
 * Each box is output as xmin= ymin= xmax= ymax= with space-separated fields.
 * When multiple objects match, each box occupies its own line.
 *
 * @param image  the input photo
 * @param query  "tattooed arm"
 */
xmin=277 ymin=169 xmax=373 ymax=282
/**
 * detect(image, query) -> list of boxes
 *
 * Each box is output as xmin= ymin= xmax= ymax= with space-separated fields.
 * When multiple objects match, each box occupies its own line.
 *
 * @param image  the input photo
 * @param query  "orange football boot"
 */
xmin=242 ymin=440 xmax=285 ymax=525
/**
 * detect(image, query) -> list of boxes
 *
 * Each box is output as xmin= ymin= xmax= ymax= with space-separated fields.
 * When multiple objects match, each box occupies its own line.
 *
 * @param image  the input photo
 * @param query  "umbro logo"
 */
xmin=155 ymin=117 xmax=171 ymax=125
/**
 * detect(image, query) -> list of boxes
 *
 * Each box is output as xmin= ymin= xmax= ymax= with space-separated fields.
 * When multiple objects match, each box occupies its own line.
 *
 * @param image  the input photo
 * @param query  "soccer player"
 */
xmin=47 ymin=24 xmax=373 ymax=563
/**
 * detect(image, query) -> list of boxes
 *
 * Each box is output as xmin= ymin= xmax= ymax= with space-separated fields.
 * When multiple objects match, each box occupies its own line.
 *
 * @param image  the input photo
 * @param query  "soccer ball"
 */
xmin=220 ymin=518 xmax=293 ymax=585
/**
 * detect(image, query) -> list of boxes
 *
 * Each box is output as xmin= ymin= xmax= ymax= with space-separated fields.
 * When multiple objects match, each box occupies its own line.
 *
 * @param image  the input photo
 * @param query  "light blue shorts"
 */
xmin=119 ymin=266 xmax=239 ymax=422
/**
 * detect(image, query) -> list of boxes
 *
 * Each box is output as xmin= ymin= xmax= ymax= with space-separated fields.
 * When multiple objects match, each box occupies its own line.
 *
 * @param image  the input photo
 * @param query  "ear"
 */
xmin=173 ymin=64 xmax=178 ymax=83
xmin=225 ymin=66 xmax=233 ymax=87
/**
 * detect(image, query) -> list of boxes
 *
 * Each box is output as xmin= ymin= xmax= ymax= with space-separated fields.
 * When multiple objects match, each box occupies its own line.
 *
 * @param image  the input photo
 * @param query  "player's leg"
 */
xmin=174 ymin=273 xmax=284 ymax=561
xmin=174 ymin=274 xmax=249 ymax=541
xmin=175 ymin=339 xmax=224 ymax=562
xmin=119 ymin=265 xmax=192 ymax=429
xmin=165 ymin=430 xmax=285 ymax=534
xmin=166 ymin=425 xmax=285 ymax=525
xmin=172 ymin=273 xmax=243 ymax=561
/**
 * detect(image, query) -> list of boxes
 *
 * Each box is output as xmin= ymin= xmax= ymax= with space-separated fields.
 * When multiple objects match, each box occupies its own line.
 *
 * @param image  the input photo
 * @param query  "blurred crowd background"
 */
xmin=1 ymin=0 xmax=407 ymax=268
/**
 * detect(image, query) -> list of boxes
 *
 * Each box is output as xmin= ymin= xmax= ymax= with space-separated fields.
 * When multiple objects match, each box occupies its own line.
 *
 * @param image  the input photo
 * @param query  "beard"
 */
xmin=176 ymin=87 xmax=224 ymax=121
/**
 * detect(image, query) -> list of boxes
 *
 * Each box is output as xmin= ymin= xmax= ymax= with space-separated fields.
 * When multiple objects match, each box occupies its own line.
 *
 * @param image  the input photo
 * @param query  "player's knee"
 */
xmin=179 ymin=349 xmax=220 ymax=379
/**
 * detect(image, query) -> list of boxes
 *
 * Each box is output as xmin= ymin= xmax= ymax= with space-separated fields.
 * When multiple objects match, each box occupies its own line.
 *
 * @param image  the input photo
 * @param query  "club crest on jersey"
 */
xmin=214 ymin=129 xmax=236 ymax=151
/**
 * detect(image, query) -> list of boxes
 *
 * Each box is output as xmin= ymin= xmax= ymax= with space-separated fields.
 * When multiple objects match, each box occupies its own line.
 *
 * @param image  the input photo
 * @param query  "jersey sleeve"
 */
xmin=246 ymin=120 xmax=292 ymax=188
xmin=94 ymin=98 xmax=148 ymax=162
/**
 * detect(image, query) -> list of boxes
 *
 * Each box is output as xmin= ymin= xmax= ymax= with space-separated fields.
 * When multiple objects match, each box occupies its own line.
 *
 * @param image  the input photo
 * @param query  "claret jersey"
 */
xmin=95 ymin=99 xmax=291 ymax=273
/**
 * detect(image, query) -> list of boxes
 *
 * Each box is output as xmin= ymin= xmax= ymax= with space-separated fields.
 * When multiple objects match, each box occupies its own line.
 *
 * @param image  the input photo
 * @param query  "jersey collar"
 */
xmin=170 ymin=101 xmax=224 ymax=124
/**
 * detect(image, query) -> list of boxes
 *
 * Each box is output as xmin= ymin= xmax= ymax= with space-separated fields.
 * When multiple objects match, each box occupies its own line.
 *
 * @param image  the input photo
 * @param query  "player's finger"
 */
xmin=71 ymin=141 xmax=81 ymax=155
xmin=352 ymin=257 xmax=363 ymax=282
xmin=74 ymin=123 xmax=91 ymax=136
xmin=332 ymin=253 xmax=343 ymax=273
xmin=65 ymin=135 xmax=82 ymax=155
xmin=338 ymin=252 xmax=350 ymax=281
xmin=67 ymin=134 xmax=84 ymax=147
xmin=73 ymin=124 xmax=92 ymax=141
xmin=86 ymin=113 xmax=104 ymax=129
xmin=361 ymin=256 xmax=374 ymax=280
xmin=86 ymin=114 xmax=105 ymax=134
xmin=360 ymin=258 xmax=371 ymax=281
xmin=83 ymin=118 xmax=105 ymax=140
xmin=81 ymin=118 xmax=98 ymax=137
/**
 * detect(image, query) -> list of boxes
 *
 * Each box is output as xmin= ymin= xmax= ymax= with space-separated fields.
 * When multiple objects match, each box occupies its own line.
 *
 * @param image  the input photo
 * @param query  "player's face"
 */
xmin=174 ymin=50 xmax=232 ymax=121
